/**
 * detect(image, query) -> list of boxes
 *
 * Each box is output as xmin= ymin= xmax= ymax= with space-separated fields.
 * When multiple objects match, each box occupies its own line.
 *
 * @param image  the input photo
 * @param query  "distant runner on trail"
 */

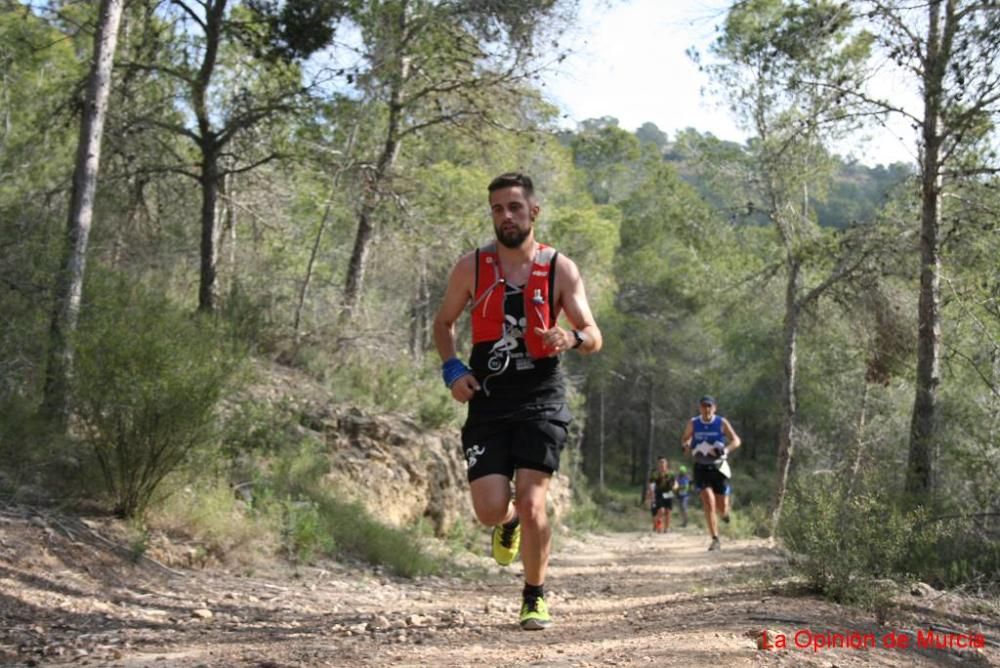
xmin=433 ymin=172 xmax=603 ymax=630
xmin=646 ymin=457 xmax=677 ymax=533
xmin=681 ymin=395 xmax=742 ymax=551
xmin=676 ymin=464 xmax=692 ymax=528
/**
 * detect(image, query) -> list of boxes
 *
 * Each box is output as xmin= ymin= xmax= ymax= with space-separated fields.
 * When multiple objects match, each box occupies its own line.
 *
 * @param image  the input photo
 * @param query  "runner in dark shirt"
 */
xmin=646 ymin=457 xmax=678 ymax=533
xmin=434 ymin=173 xmax=603 ymax=630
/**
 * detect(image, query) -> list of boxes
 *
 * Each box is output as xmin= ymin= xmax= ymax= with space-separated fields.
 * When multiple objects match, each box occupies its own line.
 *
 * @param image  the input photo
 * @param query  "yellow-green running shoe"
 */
xmin=519 ymin=595 xmax=552 ymax=630
xmin=491 ymin=518 xmax=520 ymax=566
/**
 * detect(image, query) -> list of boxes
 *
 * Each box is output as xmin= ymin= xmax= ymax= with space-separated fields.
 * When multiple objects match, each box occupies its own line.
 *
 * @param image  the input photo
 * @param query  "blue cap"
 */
xmin=700 ymin=395 xmax=716 ymax=406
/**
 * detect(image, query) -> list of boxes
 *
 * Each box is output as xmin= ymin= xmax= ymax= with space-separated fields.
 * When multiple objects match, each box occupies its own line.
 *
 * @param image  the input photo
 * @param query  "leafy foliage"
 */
xmin=780 ymin=473 xmax=938 ymax=606
xmin=72 ymin=271 xmax=240 ymax=517
xmin=781 ymin=470 xmax=1000 ymax=603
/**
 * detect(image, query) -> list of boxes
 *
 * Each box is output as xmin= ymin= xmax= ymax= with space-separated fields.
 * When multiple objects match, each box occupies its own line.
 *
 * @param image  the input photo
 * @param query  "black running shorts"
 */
xmin=694 ymin=463 xmax=732 ymax=496
xmin=460 ymin=419 xmax=567 ymax=482
xmin=652 ymin=494 xmax=673 ymax=513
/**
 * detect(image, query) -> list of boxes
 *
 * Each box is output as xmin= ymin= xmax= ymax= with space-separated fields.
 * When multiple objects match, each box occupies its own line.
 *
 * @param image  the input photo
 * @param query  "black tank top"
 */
xmin=466 ymin=283 xmax=568 ymax=426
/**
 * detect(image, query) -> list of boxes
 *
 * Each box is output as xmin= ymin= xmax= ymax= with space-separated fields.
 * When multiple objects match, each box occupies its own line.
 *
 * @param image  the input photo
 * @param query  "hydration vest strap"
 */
xmin=547 ymin=251 xmax=559 ymax=323
xmin=470 ymin=243 xmax=505 ymax=313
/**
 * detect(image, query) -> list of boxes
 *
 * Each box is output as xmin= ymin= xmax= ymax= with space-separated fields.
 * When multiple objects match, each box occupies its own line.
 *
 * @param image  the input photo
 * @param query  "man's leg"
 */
xmin=514 ymin=468 xmax=554 ymax=630
xmin=663 ymin=506 xmax=672 ymax=532
xmin=514 ymin=468 xmax=552 ymax=587
xmin=701 ymin=487 xmax=720 ymax=550
xmin=469 ymin=473 xmax=515 ymax=526
xmin=718 ymin=492 xmax=731 ymax=524
xmin=470 ymin=473 xmax=522 ymax=566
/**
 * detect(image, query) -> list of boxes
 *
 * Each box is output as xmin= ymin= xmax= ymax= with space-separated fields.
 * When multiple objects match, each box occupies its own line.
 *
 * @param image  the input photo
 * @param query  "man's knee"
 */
xmin=469 ymin=475 xmax=512 ymax=525
xmin=473 ymin=503 xmax=509 ymax=526
xmin=514 ymin=493 xmax=547 ymax=527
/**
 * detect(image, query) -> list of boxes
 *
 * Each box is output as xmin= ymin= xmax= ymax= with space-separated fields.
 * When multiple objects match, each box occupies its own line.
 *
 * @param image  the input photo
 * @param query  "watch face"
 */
xmin=573 ymin=330 xmax=584 ymax=347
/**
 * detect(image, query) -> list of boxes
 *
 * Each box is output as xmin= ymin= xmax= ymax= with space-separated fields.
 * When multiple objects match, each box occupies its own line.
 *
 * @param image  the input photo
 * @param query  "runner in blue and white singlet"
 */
xmin=681 ymin=395 xmax=742 ymax=551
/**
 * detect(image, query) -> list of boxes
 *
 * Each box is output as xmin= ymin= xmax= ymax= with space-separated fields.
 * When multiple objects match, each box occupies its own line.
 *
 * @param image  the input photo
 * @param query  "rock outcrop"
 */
xmin=316 ymin=407 xmax=572 ymax=536
xmin=245 ymin=362 xmax=572 ymax=537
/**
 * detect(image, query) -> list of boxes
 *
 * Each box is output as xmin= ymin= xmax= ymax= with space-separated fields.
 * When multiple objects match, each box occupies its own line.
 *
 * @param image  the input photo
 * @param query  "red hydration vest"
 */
xmin=471 ymin=242 xmax=559 ymax=359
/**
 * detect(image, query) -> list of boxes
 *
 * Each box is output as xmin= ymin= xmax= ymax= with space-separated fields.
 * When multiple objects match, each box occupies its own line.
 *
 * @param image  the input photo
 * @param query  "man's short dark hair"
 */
xmin=488 ymin=172 xmax=535 ymax=199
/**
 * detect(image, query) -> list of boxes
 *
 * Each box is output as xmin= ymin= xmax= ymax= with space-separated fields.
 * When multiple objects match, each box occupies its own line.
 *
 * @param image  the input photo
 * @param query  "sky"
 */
xmin=541 ymin=0 xmax=920 ymax=167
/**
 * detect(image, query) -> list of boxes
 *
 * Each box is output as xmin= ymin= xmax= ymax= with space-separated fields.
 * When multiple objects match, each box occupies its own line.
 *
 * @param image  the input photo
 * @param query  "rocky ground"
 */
xmin=1 ymin=504 xmax=997 ymax=667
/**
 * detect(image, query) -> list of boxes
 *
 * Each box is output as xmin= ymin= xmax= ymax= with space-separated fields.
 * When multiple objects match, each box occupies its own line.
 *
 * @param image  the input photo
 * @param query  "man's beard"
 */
xmin=495 ymin=224 xmax=530 ymax=249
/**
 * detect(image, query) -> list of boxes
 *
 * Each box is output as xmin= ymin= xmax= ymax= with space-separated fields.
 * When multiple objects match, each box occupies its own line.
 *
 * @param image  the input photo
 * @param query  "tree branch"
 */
xmin=168 ymin=0 xmax=207 ymax=33
xmin=116 ymin=60 xmax=195 ymax=85
xmin=220 ymin=152 xmax=283 ymax=176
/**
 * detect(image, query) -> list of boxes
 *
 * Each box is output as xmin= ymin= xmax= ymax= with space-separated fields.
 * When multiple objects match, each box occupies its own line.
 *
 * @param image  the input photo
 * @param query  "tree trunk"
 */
xmin=341 ymin=127 xmax=402 ymax=318
xmin=293 ymin=196 xmax=333 ymax=342
xmin=838 ymin=376 xmax=871 ymax=534
xmin=226 ymin=178 xmax=237 ymax=301
xmin=192 ymin=0 xmax=226 ymax=313
xmin=214 ymin=173 xmax=237 ymax=303
xmin=42 ymin=0 xmax=124 ymax=424
xmin=906 ymin=0 xmax=945 ymax=500
xmin=408 ymin=254 xmax=429 ymax=360
xmin=847 ymin=379 xmax=870 ymax=500
xmin=198 ymin=148 xmax=220 ymax=312
xmin=341 ymin=47 xmax=409 ymax=319
xmin=769 ymin=258 xmax=801 ymax=536
xmin=294 ymin=125 xmax=358 ymax=343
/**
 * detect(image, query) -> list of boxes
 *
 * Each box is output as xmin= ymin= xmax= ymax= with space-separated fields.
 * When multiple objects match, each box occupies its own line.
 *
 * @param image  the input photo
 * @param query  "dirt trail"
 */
xmin=1 ymin=512 xmax=997 ymax=667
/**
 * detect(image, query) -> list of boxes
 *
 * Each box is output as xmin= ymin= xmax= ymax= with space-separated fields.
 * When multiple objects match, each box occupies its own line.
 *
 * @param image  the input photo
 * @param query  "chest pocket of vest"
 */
xmin=471 ymin=244 xmax=559 ymax=359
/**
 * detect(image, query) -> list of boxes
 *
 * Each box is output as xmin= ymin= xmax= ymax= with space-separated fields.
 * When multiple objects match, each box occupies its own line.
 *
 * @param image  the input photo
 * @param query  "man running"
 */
xmin=646 ymin=457 xmax=677 ymax=533
xmin=681 ymin=395 xmax=741 ymax=551
xmin=433 ymin=172 xmax=602 ymax=630
xmin=676 ymin=464 xmax=692 ymax=528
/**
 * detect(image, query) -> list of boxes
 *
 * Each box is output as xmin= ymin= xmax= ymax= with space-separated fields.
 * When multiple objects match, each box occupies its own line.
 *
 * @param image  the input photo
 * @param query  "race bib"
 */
xmin=693 ymin=441 xmax=723 ymax=457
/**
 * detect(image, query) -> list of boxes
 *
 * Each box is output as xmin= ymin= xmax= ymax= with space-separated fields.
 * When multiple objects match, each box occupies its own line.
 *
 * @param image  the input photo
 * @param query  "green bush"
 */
xmin=279 ymin=497 xmax=335 ymax=563
xmin=0 ymin=396 xmax=73 ymax=493
xmin=902 ymin=513 xmax=1000 ymax=592
xmin=219 ymin=282 xmax=281 ymax=354
xmin=416 ymin=390 xmax=460 ymax=429
xmin=313 ymin=493 xmax=441 ymax=577
xmin=72 ymin=272 xmax=240 ymax=518
xmin=321 ymin=351 xmax=462 ymax=428
xmin=779 ymin=473 xmax=940 ymax=606
xmin=723 ymin=502 xmax=770 ymax=539
xmin=125 ymin=519 xmax=151 ymax=563
xmin=150 ymin=479 xmax=279 ymax=564
xmin=565 ymin=480 xmax=648 ymax=533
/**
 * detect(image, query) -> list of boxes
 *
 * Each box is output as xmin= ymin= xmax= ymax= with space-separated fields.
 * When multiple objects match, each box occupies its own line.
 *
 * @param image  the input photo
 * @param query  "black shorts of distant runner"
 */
xmin=693 ymin=463 xmax=731 ymax=496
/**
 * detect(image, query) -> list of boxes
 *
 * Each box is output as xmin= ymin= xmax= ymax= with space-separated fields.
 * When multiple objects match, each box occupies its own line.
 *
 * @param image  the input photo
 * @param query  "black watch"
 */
xmin=571 ymin=329 xmax=585 ymax=349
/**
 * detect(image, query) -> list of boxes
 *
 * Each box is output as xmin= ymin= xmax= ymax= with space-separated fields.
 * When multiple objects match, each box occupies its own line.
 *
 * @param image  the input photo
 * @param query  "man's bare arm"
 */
xmin=722 ymin=418 xmax=742 ymax=452
xmin=681 ymin=421 xmax=693 ymax=456
xmin=432 ymin=253 xmax=480 ymax=402
xmin=547 ymin=254 xmax=602 ymax=354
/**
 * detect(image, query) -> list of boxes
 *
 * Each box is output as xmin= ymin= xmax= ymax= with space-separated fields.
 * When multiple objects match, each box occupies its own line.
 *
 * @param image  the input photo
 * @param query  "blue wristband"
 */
xmin=442 ymin=357 xmax=472 ymax=388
